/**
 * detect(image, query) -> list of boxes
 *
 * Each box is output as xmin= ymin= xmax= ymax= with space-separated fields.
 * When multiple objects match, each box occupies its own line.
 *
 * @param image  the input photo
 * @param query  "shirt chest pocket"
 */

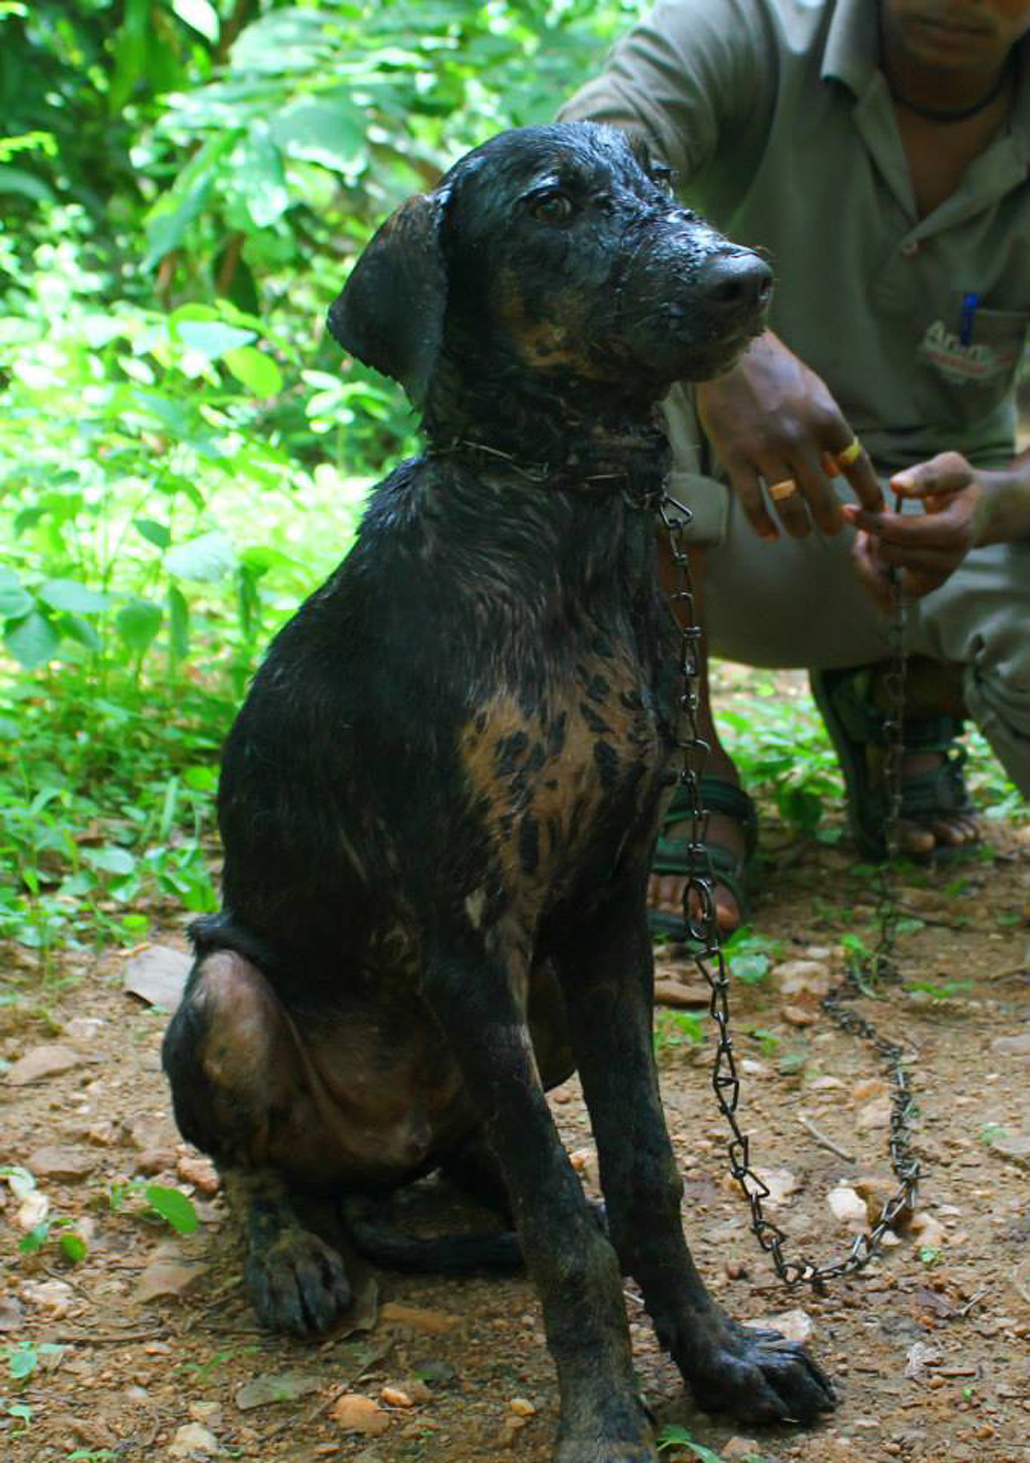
xmin=914 ymin=296 xmax=1029 ymax=434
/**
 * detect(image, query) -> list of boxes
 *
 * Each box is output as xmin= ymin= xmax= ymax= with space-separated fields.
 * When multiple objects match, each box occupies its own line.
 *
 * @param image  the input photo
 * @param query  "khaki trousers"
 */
xmin=667 ymin=451 xmax=1030 ymax=797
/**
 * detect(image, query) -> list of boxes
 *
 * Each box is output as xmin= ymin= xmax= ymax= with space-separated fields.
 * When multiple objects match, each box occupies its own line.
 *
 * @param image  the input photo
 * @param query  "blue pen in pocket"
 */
xmin=959 ymin=291 xmax=980 ymax=346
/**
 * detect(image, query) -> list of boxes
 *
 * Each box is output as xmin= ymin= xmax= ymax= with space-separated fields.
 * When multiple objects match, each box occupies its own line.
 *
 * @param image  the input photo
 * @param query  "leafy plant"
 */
xmin=979 ymin=1123 xmax=1008 ymax=1145
xmin=2 ymin=1399 xmax=33 ymax=1434
xmin=2 ymin=1165 xmax=89 ymax=1261
xmin=2 ymin=0 xmax=1022 ymax=971
xmin=178 ymin=1343 xmax=259 ymax=1387
xmin=723 ymin=925 xmax=783 ymax=985
xmin=904 ymin=978 xmax=973 ymax=1001
xmin=841 ymin=931 xmax=874 ymax=976
xmin=719 ymin=698 xmax=838 ymax=836
xmin=657 ymin=1424 xmax=759 ymax=1461
xmin=4 ymin=1341 xmax=65 ymax=1383
xmin=654 ymin=1009 xmax=706 ymax=1053
xmin=747 ymin=1027 xmax=781 ymax=1059
xmin=1 ymin=0 xmax=649 ymax=962
xmin=108 ymin=1180 xmax=199 ymax=1235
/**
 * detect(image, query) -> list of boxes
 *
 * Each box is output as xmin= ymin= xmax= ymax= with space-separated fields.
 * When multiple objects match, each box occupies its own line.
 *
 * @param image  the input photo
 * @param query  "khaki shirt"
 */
xmin=561 ymin=0 xmax=1030 ymax=475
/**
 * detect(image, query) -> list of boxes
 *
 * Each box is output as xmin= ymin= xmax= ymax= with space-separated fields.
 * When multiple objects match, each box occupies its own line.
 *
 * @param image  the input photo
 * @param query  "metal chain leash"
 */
xmin=655 ymin=491 xmax=921 ymax=1290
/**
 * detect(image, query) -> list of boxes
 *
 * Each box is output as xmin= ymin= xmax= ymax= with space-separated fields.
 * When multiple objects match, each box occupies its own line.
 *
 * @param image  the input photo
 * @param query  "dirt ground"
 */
xmin=2 ymin=676 xmax=1029 ymax=1463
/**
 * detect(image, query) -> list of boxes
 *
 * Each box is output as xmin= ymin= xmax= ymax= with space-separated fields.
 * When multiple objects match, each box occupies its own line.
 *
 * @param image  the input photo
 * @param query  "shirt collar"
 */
xmin=821 ymin=0 xmax=1030 ymax=156
xmin=821 ymin=0 xmax=879 ymax=97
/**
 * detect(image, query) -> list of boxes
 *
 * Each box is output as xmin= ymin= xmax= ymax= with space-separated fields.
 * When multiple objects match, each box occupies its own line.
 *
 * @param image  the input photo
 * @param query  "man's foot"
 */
xmin=647 ymin=773 xmax=757 ymax=941
xmin=888 ymin=747 xmax=980 ymax=855
xmin=810 ymin=664 xmax=980 ymax=860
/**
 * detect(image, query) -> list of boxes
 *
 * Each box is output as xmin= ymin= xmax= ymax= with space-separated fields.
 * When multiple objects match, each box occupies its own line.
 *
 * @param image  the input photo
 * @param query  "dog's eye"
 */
xmin=530 ymin=192 xmax=573 ymax=223
xmin=651 ymin=163 xmax=674 ymax=195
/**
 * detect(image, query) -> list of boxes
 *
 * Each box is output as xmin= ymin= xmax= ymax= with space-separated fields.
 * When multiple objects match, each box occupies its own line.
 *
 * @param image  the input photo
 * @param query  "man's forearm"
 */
xmin=973 ymin=450 xmax=1030 ymax=546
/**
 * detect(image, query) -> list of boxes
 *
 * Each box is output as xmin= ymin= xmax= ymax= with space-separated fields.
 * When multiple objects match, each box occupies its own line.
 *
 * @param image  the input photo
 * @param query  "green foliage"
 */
xmin=654 ymin=1008 xmax=706 ymax=1054
xmin=2 ymin=0 xmax=1021 ymax=964
xmin=747 ymin=1026 xmax=781 ymax=1058
xmin=144 ymin=1182 xmax=201 ymax=1234
xmin=904 ymin=977 xmax=973 ymax=1001
xmin=107 ymin=1179 xmax=200 ymax=1234
xmin=3 ymin=1400 xmax=33 ymax=1434
xmin=718 ymin=693 xmax=839 ymax=837
xmin=723 ymin=925 xmax=783 ymax=985
xmin=2 ymin=1166 xmax=90 ymax=1261
xmin=1 ymin=0 xmax=649 ymax=958
xmin=657 ymin=1426 xmax=761 ymax=1461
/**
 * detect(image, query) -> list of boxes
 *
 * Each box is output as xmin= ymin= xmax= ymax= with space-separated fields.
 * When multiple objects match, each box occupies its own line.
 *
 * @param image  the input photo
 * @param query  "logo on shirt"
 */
xmin=918 ymin=319 xmax=1021 ymax=385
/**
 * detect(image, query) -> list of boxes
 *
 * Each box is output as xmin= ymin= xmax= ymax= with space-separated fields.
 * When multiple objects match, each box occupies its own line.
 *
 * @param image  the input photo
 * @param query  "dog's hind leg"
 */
xmin=551 ymin=870 xmax=837 ymax=1429
xmin=422 ymin=938 xmax=655 ymax=1463
xmin=162 ymin=951 xmax=352 ymax=1336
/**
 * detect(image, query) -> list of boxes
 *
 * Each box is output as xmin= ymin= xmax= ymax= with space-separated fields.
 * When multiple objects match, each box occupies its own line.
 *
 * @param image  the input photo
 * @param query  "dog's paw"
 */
xmin=244 ymin=1228 xmax=351 ymax=1337
xmin=680 ymin=1316 xmax=836 ymax=1426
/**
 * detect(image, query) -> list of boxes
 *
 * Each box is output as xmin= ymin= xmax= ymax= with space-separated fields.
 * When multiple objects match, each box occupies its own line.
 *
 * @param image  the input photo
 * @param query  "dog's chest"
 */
xmin=459 ymin=635 xmax=673 ymax=905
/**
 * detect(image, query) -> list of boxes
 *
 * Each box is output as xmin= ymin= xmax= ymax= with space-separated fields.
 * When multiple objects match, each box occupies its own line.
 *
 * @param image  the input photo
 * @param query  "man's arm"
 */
xmin=843 ymin=449 xmax=1030 ymax=603
xmin=694 ymin=328 xmax=886 ymax=537
xmin=558 ymin=0 xmax=776 ymax=188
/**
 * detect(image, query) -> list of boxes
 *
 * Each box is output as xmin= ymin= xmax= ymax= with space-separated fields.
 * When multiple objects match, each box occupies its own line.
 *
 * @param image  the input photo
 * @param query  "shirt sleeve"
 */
xmin=559 ymin=0 xmax=777 ymax=187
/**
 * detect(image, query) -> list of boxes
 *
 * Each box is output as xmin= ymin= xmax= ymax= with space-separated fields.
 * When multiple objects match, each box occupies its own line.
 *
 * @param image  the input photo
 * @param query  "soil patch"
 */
xmin=2 ymin=686 xmax=1029 ymax=1463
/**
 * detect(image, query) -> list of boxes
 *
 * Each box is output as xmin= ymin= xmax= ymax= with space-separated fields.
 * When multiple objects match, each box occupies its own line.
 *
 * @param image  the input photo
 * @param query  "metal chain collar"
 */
xmin=654 ymin=490 xmax=921 ymax=1291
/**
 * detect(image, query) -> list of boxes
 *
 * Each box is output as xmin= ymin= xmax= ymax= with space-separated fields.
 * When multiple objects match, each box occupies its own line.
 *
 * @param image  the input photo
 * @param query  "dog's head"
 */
xmin=328 ymin=123 xmax=771 ymax=414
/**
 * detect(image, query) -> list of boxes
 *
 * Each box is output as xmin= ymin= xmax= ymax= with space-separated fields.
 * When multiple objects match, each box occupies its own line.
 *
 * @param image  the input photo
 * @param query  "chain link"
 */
xmin=656 ymin=492 xmax=920 ymax=1291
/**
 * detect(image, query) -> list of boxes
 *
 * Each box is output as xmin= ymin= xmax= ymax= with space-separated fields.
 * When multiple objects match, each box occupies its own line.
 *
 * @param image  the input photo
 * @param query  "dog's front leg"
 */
xmin=552 ymin=872 xmax=836 ymax=1429
xmin=424 ymin=940 xmax=655 ymax=1463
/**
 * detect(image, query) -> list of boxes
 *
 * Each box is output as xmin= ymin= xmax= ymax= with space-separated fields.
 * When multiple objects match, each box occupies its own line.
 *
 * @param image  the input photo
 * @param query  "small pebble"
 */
xmin=332 ymin=1394 xmax=390 ymax=1436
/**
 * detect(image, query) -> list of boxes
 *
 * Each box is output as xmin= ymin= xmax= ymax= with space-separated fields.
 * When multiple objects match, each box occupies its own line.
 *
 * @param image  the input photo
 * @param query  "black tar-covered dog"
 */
xmin=163 ymin=122 xmax=834 ymax=1459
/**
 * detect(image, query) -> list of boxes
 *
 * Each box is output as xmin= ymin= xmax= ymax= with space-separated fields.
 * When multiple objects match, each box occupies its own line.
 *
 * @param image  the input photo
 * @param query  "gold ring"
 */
xmin=768 ymin=478 xmax=797 ymax=502
xmin=836 ymin=437 xmax=862 ymax=467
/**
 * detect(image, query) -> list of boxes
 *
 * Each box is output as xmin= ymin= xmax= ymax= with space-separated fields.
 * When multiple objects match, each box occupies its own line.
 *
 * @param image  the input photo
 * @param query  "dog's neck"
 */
xmin=420 ymin=348 xmax=672 ymax=505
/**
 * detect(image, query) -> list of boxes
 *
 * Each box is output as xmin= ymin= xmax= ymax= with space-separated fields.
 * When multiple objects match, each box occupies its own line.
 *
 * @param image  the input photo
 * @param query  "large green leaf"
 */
xmin=224 ymin=345 xmax=283 ymax=395
xmin=270 ymin=97 xmax=368 ymax=175
xmin=145 ymin=1184 xmax=199 ymax=1234
xmin=168 ymin=585 xmax=190 ymax=659
xmin=83 ymin=846 xmax=137 ymax=876
xmin=231 ymin=10 xmax=338 ymax=74
xmin=0 ymin=567 xmax=32 ymax=620
xmin=172 ymin=0 xmax=219 ymax=44
xmin=165 ymin=532 xmax=237 ymax=583
xmin=4 ymin=611 xmax=60 ymax=670
xmin=116 ymin=599 xmax=164 ymax=653
xmin=133 ymin=518 xmax=172 ymax=551
xmin=143 ymin=133 xmax=236 ymax=270
xmin=37 ymin=579 xmax=110 ymax=616
xmin=175 ymin=319 xmax=256 ymax=359
xmin=0 ymin=166 xmax=56 ymax=204
xmin=234 ymin=127 xmax=290 ymax=227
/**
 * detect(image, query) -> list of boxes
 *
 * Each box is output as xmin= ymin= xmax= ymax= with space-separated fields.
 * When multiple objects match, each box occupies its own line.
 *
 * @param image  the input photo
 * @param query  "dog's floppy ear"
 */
xmin=327 ymin=191 xmax=448 ymax=410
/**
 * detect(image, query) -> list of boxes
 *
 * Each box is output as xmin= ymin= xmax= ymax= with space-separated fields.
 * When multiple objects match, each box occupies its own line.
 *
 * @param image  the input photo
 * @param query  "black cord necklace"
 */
xmin=886 ymin=53 xmax=1014 ymax=124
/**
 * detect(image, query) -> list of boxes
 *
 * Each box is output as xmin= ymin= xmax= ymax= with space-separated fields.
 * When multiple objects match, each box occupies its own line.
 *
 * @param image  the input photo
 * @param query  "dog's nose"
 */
xmin=695 ymin=252 xmax=773 ymax=316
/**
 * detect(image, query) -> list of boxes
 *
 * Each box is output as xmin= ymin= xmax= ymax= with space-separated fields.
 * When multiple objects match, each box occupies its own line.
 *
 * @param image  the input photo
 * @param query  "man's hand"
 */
xmin=696 ymin=330 xmax=884 ymax=539
xmin=842 ymin=451 xmax=982 ymax=605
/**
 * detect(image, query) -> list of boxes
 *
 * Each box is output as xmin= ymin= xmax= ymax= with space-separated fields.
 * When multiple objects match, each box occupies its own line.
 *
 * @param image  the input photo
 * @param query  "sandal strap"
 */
xmin=824 ymin=667 xmax=963 ymax=752
xmin=650 ymin=834 xmax=754 ymax=932
xmin=652 ymin=836 xmax=745 ymax=879
xmin=898 ymin=748 xmax=974 ymax=818
xmin=662 ymin=775 xmax=758 ymax=852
